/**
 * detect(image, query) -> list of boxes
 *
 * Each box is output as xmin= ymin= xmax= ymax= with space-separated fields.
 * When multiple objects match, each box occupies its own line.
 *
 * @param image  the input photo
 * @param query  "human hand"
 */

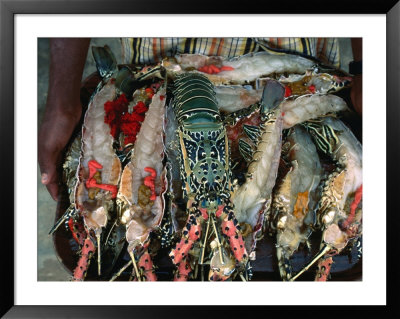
xmin=38 ymin=95 xmax=82 ymax=201
xmin=350 ymin=74 xmax=362 ymax=116
xmin=38 ymin=38 xmax=90 ymax=201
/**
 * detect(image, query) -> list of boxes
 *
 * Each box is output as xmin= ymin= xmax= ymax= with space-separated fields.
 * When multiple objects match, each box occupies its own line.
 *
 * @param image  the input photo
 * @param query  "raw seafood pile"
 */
xmin=51 ymin=46 xmax=362 ymax=282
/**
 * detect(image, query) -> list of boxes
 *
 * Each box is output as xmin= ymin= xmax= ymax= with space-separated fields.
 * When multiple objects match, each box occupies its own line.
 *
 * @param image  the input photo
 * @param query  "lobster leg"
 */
xmin=218 ymin=204 xmax=248 ymax=265
xmin=137 ymin=245 xmax=157 ymax=281
xmin=72 ymin=234 xmax=95 ymax=281
xmin=110 ymin=244 xmax=157 ymax=281
xmin=68 ymin=217 xmax=86 ymax=246
xmin=170 ymin=208 xmax=206 ymax=265
xmin=174 ymin=258 xmax=192 ymax=281
xmin=315 ymin=255 xmax=334 ymax=281
xmin=96 ymin=232 xmax=101 ymax=276
xmin=290 ymin=245 xmax=332 ymax=281
xmin=169 ymin=208 xmax=206 ymax=281
xmin=129 ymin=250 xmax=142 ymax=282
xmin=276 ymin=247 xmax=294 ymax=281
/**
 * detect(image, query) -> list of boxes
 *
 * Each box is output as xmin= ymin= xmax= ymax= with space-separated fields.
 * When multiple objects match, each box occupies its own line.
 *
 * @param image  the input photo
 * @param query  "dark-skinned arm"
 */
xmin=350 ymin=38 xmax=362 ymax=115
xmin=38 ymin=38 xmax=90 ymax=201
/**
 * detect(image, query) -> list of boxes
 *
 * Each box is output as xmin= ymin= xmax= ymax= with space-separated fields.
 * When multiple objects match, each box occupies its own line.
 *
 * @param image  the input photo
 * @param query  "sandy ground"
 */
xmin=37 ymin=37 xmax=353 ymax=281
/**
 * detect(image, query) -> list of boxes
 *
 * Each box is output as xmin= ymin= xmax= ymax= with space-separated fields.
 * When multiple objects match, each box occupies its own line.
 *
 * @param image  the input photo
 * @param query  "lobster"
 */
xmin=269 ymin=125 xmax=323 ymax=281
xmin=168 ymin=73 xmax=249 ymax=281
xmin=290 ymin=117 xmax=362 ymax=281
xmin=168 ymin=73 xmax=288 ymax=281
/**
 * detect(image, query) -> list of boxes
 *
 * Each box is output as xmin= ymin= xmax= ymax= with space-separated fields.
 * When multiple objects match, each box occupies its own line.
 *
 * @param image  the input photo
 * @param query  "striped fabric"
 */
xmin=121 ymin=37 xmax=340 ymax=68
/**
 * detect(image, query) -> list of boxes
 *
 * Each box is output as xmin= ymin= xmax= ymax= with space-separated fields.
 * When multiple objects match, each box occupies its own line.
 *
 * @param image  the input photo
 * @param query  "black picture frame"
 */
xmin=1 ymin=0 xmax=398 ymax=317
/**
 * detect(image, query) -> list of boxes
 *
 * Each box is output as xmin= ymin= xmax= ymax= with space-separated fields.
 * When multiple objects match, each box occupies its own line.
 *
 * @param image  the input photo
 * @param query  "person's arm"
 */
xmin=38 ymin=38 xmax=90 ymax=201
xmin=350 ymin=38 xmax=362 ymax=115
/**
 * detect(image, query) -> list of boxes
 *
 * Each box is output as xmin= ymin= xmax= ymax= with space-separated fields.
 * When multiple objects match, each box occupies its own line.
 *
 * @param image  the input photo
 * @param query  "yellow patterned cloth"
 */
xmin=121 ymin=37 xmax=340 ymax=68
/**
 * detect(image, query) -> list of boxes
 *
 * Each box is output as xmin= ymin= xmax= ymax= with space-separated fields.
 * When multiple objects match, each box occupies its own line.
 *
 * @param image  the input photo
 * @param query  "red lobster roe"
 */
xmin=198 ymin=64 xmax=234 ymax=74
xmin=143 ymin=167 xmax=157 ymax=201
xmin=145 ymin=88 xmax=154 ymax=99
xmin=104 ymin=93 xmax=149 ymax=146
xmin=341 ymin=184 xmax=363 ymax=232
xmin=308 ymin=85 xmax=316 ymax=94
xmin=284 ymin=86 xmax=292 ymax=97
xmin=284 ymin=84 xmax=316 ymax=97
xmin=86 ymin=160 xmax=118 ymax=198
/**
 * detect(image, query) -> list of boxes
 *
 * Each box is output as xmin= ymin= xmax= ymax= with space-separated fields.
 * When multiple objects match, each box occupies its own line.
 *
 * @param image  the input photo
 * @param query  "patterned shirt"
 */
xmin=121 ymin=37 xmax=340 ymax=68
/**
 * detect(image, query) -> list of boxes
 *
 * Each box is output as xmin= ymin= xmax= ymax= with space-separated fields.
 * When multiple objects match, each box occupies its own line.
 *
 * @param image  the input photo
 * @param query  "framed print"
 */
xmin=1 ymin=0 xmax=398 ymax=317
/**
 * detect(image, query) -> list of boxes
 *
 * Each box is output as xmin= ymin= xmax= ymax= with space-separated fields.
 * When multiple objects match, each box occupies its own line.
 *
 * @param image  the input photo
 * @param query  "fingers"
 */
xmin=45 ymin=181 xmax=59 ymax=201
xmin=40 ymin=163 xmax=59 ymax=201
xmin=39 ymin=143 xmax=62 ymax=201
xmin=38 ymin=115 xmax=62 ymax=202
xmin=38 ymin=104 xmax=81 ymax=201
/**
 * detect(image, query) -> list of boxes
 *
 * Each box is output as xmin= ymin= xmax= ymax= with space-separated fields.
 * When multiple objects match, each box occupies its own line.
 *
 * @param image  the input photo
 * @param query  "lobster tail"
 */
xmin=173 ymin=73 xmax=221 ymax=126
xmin=92 ymin=45 xmax=117 ymax=79
xmin=260 ymin=79 xmax=285 ymax=116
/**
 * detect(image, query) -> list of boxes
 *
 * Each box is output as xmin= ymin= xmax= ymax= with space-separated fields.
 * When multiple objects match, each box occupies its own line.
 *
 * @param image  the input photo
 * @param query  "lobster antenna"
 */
xmin=199 ymin=217 xmax=211 ymax=265
xmin=48 ymin=215 xmax=67 ymax=236
xmin=290 ymin=244 xmax=331 ymax=281
xmin=104 ymin=220 xmax=117 ymax=249
xmin=96 ymin=233 xmax=101 ymax=276
xmin=110 ymin=259 xmax=133 ymax=282
xmin=48 ymin=205 xmax=75 ymax=235
xmin=129 ymin=251 xmax=142 ymax=282
xmin=193 ymin=263 xmax=199 ymax=279
xmin=210 ymin=215 xmax=224 ymax=264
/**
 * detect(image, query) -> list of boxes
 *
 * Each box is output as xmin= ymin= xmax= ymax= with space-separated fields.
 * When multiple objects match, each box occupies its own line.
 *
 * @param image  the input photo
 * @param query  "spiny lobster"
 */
xmin=168 ymin=73 xmax=286 ymax=281
xmin=289 ymin=117 xmax=362 ymax=281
